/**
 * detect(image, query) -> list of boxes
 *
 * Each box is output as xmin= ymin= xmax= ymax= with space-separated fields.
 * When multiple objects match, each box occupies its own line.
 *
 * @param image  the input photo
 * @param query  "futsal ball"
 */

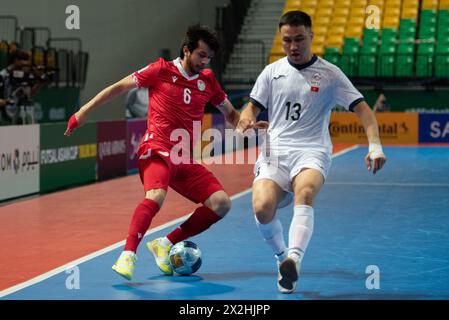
xmin=169 ymin=241 xmax=202 ymax=275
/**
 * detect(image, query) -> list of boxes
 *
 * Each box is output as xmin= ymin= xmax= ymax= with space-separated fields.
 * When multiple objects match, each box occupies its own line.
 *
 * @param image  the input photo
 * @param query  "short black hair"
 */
xmin=179 ymin=24 xmax=220 ymax=59
xmin=8 ymin=50 xmax=29 ymax=65
xmin=279 ymin=11 xmax=312 ymax=30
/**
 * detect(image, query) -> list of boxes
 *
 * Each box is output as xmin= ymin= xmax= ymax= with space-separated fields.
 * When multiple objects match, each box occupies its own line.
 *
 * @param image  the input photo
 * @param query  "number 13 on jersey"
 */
xmin=285 ymin=102 xmax=301 ymax=121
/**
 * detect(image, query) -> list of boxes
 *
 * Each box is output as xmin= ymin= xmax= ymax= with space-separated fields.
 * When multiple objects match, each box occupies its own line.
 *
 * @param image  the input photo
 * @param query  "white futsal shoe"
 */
xmin=277 ymin=255 xmax=300 ymax=294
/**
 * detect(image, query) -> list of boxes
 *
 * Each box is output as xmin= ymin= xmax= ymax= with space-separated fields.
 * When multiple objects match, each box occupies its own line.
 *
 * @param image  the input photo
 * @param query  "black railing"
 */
xmin=214 ymin=0 xmax=252 ymax=82
xmin=0 ymin=16 xmax=18 ymax=42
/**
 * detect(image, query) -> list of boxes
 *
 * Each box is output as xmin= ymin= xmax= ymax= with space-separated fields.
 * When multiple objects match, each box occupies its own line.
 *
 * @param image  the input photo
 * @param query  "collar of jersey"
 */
xmin=173 ymin=57 xmax=200 ymax=81
xmin=287 ymin=55 xmax=318 ymax=71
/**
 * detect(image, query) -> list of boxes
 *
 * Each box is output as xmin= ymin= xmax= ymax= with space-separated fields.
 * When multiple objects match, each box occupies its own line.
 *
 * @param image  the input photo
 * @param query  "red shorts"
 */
xmin=137 ymin=146 xmax=225 ymax=204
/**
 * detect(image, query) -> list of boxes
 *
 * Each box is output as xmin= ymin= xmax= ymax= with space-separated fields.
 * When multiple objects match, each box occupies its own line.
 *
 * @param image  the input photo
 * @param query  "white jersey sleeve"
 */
xmin=332 ymin=67 xmax=365 ymax=112
xmin=249 ymin=66 xmax=271 ymax=111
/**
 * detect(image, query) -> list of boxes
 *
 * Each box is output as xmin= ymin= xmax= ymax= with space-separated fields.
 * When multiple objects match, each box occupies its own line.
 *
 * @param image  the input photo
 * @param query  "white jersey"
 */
xmin=250 ymin=56 xmax=364 ymax=155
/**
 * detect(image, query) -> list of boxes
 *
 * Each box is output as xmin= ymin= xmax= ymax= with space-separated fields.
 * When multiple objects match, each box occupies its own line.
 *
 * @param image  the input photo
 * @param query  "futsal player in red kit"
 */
xmin=64 ymin=25 xmax=256 ymax=280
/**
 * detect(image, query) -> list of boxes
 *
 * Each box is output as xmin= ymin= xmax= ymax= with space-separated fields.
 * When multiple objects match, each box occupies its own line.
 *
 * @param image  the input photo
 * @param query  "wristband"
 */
xmin=67 ymin=114 xmax=79 ymax=130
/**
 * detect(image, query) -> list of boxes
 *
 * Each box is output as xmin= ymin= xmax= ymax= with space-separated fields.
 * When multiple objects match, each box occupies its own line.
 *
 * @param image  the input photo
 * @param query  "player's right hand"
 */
xmin=64 ymin=111 xmax=86 ymax=136
xmin=236 ymin=119 xmax=269 ymax=135
xmin=236 ymin=118 xmax=254 ymax=134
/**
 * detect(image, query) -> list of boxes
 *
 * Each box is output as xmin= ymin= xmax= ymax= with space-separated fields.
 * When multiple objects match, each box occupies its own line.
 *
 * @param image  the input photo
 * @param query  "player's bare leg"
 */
xmin=278 ymin=168 xmax=324 ymax=293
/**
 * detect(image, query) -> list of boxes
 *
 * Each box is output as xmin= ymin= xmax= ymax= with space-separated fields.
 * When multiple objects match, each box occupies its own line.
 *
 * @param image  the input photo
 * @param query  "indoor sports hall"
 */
xmin=1 ymin=0 xmax=449 ymax=301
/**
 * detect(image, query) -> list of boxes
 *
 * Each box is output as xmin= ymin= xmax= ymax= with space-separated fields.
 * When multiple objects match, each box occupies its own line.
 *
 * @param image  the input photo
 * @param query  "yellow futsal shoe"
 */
xmin=147 ymin=237 xmax=173 ymax=275
xmin=112 ymin=251 xmax=137 ymax=281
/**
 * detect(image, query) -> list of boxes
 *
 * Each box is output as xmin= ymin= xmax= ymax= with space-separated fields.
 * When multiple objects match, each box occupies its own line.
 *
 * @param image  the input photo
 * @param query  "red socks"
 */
xmin=167 ymin=206 xmax=221 ymax=244
xmin=124 ymin=199 xmax=160 ymax=252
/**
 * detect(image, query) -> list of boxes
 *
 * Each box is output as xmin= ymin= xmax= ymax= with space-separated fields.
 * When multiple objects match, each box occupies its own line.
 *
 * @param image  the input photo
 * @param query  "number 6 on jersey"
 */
xmin=184 ymin=88 xmax=191 ymax=104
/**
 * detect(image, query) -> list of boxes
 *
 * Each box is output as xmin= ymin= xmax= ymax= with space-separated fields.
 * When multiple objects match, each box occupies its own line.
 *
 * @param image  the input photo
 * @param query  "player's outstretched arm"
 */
xmin=216 ymin=99 xmax=241 ymax=129
xmin=353 ymin=101 xmax=387 ymax=174
xmin=64 ymin=74 xmax=136 ymax=136
xmin=235 ymin=102 xmax=268 ymax=134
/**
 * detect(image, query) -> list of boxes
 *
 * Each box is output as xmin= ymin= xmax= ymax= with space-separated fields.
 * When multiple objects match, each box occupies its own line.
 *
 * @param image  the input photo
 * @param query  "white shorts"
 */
xmin=253 ymin=149 xmax=332 ymax=193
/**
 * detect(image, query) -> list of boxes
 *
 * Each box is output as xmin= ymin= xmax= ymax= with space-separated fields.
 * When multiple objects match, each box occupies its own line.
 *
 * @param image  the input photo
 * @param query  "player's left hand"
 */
xmin=365 ymin=150 xmax=386 ymax=175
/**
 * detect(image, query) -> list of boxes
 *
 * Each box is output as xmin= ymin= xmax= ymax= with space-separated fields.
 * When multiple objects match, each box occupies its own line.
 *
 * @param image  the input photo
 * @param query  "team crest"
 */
xmin=197 ymin=80 xmax=206 ymax=91
xmin=311 ymin=73 xmax=321 ymax=92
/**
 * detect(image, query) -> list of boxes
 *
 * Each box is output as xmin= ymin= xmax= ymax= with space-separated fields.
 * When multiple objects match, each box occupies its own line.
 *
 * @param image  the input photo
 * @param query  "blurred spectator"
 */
xmin=373 ymin=93 xmax=391 ymax=112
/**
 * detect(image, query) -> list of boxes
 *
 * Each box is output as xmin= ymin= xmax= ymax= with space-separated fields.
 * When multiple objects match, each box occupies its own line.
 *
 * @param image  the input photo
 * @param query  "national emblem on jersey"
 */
xmin=311 ymin=73 xmax=321 ymax=92
xmin=197 ymin=79 xmax=206 ymax=91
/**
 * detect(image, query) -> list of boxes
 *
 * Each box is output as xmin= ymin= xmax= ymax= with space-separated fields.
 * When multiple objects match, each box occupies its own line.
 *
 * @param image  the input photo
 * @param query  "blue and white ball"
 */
xmin=169 ymin=241 xmax=202 ymax=275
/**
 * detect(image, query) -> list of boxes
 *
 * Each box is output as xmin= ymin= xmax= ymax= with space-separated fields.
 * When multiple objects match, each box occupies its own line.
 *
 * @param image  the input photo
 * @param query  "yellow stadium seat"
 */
xmin=269 ymin=54 xmax=285 ymax=64
xmin=314 ymin=25 xmax=328 ymax=35
xmin=328 ymin=25 xmax=346 ymax=35
xmin=352 ymin=0 xmax=368 ymax=8
xmin=334 ymin=0 xmax=351 ymax=8
xmin=271 ymin=43 xmax=284 ymax=55
xmin=350 ymin=8 xmax=366 ymax=18
xmin=313 ymin=34 xmax=326 ymax=44
xmin=422 ymin=0 xmax=439 ymax=10
xmin=402 ymin=0 xmax=419 ymax=8
xmin=301 ymin=7 xmax=316 ymax=17
xmin=401 ymin=7 xmax=418 ymax=19
xmin=385 ymin=0 xmax=401 ymax=6
xmin=284 ymin=5 xmax=300 ymax=13
xmin=286 ymin=0 xmax=302 ymax=5
xmin=331 ymin=16 xmax=348 ymax=26
xmin=33 ymin=51 xmax=44 ymax=66
xmin=369 ymin=0 xmax=385 ymax=5
xmin=302 ymin=0 xmax=319 ymax=5
xmin=314 ymin=16 xmax=331 ymax=26
xmin=348 ymin=16 xmax=365 ymax=26
xmin=383 ymin=16 xmax=400 ymax=28
xmin=316 ymin=8 xmax=333 ymax=17
xmin=318 ymin=0 xmax=335 ymax=7
xmin=312 ymin=44 xmax=325 ymax=56
xmin=441 ymin=0 xmax=449 ymax=9
xmin=384 ymin=7 xmax=400 ymax=17
xmin=345 ymin=25 xmax=364 ymax=38
xmin=325 ymin=36 xmax=344 ymax=48
xmin=334 ymin=8 xmax=350 ymax=17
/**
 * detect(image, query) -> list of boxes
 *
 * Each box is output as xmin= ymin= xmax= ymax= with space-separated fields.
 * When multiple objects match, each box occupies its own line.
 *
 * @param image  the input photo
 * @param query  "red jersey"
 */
xmin=132 ymin=57 xmax=226 ymax=155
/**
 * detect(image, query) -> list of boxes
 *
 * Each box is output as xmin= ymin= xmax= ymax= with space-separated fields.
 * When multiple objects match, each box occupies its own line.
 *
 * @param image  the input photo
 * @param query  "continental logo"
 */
xmin=41 ymin=144 xmax=97 ymax=165
xmin=329 ymin=121 xmax=410 ymax=138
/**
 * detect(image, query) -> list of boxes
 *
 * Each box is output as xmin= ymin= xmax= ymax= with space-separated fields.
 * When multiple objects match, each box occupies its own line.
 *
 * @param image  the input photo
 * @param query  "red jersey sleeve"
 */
xmin=208 ymin=72 xmax=227 ymax=107
xmin=132 ymin=58 xmax=163 ymax=88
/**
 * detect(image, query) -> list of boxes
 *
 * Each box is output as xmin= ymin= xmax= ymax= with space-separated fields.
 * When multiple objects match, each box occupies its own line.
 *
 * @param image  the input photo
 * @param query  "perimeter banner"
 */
xmin=97 ymin=120 xmax=127 ymax=180
xmin=0 ymin=125 xmax=40 ymax=201
xmin=418 ymin=114 xmax=449 ymax=143
xmin=329 ymin=112 xmax=419 ymax=144
xmin=40 ymin=122 xmax=97 ymax=193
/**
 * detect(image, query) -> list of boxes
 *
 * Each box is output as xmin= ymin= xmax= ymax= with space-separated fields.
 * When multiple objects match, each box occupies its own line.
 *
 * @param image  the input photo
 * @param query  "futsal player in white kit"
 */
xmin=237 ymin=11 xmax=387 ymax=293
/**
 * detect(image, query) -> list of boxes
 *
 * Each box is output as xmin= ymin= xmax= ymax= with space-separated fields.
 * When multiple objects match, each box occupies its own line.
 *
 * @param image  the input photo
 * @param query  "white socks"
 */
xmin=255 ymin=205 xmax=314 ymax=264
xmin=254 ymin=215 xmax=287 ymax=261
xmin=288 ymin=205 xmax=314 ymax=263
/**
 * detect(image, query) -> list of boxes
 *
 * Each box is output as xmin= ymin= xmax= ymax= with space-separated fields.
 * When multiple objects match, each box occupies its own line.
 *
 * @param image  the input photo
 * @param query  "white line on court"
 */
xmin=0 ymin=145 xmax=358 ymax=298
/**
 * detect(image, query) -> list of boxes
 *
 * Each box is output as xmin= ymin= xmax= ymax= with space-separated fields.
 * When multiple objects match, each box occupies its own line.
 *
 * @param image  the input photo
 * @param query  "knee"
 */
xmin=145 ymin=189 xmax=167 ymax=208
xmin=295 ymin=186 xmax=316 ymax=206
xmin=253 ymin=199 xmax=276 ymax=224
xmin=207 ymin=194 xmax=231 ymax=217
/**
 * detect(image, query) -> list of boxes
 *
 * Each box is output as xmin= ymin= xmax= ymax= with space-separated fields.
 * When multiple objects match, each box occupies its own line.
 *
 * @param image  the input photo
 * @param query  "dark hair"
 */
xmin=179 ymin=24 xmax=220 ymax=58
xmin=8 ymin=50 xmax=29 ymax=65
xmin=279 ymin=11 xmax=312 ymax=30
